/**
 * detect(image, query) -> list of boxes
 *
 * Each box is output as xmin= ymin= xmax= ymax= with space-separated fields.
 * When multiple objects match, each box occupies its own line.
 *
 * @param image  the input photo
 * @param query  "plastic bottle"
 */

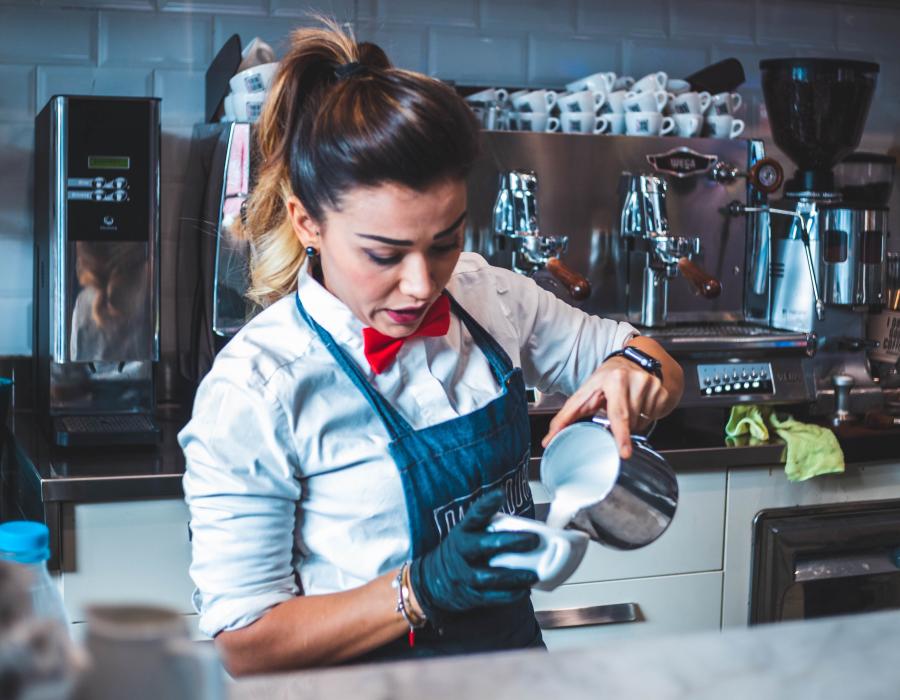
xmin=0 ymin=520 xmax=71 ymax=633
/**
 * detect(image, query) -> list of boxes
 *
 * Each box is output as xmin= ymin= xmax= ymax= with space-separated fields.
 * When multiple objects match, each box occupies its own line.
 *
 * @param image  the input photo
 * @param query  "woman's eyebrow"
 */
xmin=355 ymin=210 xmax=468 ymax=246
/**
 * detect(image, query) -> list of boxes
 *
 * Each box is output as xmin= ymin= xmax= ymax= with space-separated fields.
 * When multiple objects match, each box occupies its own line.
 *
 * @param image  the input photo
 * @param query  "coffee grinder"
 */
xmin=733 ymin=58 xmax=886 ymax=417
xmin=33 ymin=96 xmax=161 ymax=446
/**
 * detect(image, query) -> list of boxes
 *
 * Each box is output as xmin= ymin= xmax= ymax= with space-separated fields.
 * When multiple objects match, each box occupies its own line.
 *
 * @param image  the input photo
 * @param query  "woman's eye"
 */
xmin=430 ymin=239 xmax=461 ymax=255
xmin=366 ymin=251 xmax=403 ymax=266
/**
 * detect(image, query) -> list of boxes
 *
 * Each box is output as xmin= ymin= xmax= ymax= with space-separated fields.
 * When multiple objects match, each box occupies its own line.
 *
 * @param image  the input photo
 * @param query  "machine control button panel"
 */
xmin=697 ymin=363 xmax=774 ymax=396
xmin=67 ymin=176 xmax=130 ymax=202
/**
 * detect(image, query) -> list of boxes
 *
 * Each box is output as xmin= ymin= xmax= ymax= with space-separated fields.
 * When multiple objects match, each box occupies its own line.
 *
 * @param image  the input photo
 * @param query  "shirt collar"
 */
xmin=296 ymin=262 xmax=365 ymax=348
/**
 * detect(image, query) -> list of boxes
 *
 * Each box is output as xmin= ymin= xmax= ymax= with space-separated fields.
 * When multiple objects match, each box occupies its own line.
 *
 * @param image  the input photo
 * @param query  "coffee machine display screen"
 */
xmin=88 ymin=155 xmax=131 ymax=170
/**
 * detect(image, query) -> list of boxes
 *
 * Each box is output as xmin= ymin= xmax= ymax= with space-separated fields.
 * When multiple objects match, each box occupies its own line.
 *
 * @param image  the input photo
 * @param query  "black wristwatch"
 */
xmin=603 ymin=346 xmax=663 ymax=381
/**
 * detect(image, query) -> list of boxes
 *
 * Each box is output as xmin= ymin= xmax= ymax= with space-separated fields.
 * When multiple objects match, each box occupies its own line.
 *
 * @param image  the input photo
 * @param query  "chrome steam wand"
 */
xmin=493 ymin=170 xmax=591 ymax=300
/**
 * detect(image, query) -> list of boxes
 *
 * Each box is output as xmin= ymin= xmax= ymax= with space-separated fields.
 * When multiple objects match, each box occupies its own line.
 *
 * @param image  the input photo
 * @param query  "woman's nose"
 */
xmin=398 ymin=254 xmax=436 ymax=300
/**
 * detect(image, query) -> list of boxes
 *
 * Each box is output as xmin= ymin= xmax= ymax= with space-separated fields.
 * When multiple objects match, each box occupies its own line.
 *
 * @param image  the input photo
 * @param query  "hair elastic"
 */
xmin=334 ymin=61 xmax=366 ymax=80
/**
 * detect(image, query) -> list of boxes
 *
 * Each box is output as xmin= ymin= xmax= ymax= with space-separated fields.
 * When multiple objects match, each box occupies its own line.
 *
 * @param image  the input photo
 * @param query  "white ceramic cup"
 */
xmin=507 ymin=88 xmax=529 ymax=103
xmin=625 ymin=110 xmax=675 ymax=136
xmin=228 ymin=61 xmax=278 ymax=94
xmin=666 ymin=78 xmax=692 ymax=95
xmin=612 ymin=75 xmax=635 ymax=91
xmin=465 ymin=87 xmax=509 ymax=104
xmin=708 ymin=91 xmax=742 ymax=115
xmin=513 ymin=89 xmax=558 ymax=113
xmin=599 ymin=89 xmax=629 ymax=114
xmin=673 ymin=113 xmax=703 ymax=137
xmin=631 ymin=70 xmax=668 ymax=93
xmin=80 ymin=605 xmax=225 ymax=700
xmin=597 ymin=112 xmax=626 ymax=135
xmin=222 ymin=94 xmax=236 ymax=121
xmin=559 ymin=89 xmax=606 ymax=114
xmin=706 ymin=114 xmax=745 ymax=138
xmin=517 ymin=111 xmax=561 ymax=132
xmin=624 ymin=89 xmax=668 ymax=113
xmin=566 ymin=71 xmax=616 ymax=94
xmin=561 ymin=111 xmax=605 ymax=134
xmin=670 ymin=90 xmax=712 ymax=115
xmin=232 ymin=92 xmax=267 ymax=122
xmin=489 ymin=513 xmax=590 ymax=591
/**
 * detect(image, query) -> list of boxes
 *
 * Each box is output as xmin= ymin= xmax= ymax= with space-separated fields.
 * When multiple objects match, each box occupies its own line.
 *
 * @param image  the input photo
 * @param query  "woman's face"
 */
xmin=290 ymin=179 xmax=467 ymax=337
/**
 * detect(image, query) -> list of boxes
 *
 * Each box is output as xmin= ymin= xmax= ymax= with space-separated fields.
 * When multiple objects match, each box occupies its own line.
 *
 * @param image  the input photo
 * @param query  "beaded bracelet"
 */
xmin=392 ymin=562 xmax=426 ymax=647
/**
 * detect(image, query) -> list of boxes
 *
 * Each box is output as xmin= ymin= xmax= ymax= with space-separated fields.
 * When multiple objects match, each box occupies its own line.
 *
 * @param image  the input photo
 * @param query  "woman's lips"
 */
xmin=385 ymin=306 xmax=426 ymax=325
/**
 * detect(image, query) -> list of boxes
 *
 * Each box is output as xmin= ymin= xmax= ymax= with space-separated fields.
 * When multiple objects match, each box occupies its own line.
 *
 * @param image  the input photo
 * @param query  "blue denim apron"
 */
xmin=295 ymin=292 xmax=543 ymax=660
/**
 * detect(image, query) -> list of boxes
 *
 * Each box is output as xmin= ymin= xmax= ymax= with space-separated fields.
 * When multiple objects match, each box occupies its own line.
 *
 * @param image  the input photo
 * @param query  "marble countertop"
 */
xmin=229 ymin=609 xmax=900 ymax=700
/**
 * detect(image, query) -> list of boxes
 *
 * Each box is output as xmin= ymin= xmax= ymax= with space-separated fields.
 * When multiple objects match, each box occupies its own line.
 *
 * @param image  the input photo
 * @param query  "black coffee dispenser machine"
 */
xmin=33 ymin=96 xmax=161 ymax=446
xmin=731 ymin=58 xmax=887 ymax=417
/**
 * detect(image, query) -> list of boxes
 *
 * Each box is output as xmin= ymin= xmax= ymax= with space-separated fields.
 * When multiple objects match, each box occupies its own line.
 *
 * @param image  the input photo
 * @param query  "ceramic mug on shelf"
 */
xmin=612 ymin=75 xmax=635 ymax=91
xmin=631 ymin=70 xmax=668 ymax=93
xmin=513 ymin=89 xmax=558 ymax=113
xmin=599 ymin=89 xmax=629 ymax=114
xmin=665 ymin=78 xmax=692 ymax=95
xmin=673 ymin=113 xmax=703 ymax=137
xmin=561 ymin=111 xmax=605 ymax=134
xmin=598 ymin=112 xmax=626 ymax=135
xmin=518 ymin=111 xmax=560 ymax=132
xmin=625 ymin=111 xmax=675 ymax=136
xmin=669 ymin=90 xmax=712 ymax=115
xmin=465 ymin=87 xmax=509 ymax=105
xmin=566 ymin=70 xmax=617 ymax=94
xmin=228 ymin=62 xmax=278 ymax=94
xmin=708 ymin=91 xmax=742 ymax=115
xmin=624 ymin=89 xmax=668 ymax=113
xmin=559 ymin=89 xmax=606 ymax=114
xmin=706 ymin=114 xmax=745 ymax=139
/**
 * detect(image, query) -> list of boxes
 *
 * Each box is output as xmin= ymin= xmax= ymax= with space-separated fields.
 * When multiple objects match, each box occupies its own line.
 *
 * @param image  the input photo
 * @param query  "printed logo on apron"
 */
xmin=431 ymin=448 xmax=531 ymax=538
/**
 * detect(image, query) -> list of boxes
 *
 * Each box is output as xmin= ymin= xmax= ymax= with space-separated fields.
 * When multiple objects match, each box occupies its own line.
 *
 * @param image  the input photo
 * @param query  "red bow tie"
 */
xmin=362 ymin=295 xmax=451 ymax=374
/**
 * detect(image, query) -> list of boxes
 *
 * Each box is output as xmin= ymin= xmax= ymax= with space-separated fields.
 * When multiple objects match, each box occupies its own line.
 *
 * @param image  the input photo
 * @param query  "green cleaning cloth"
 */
xmin=725 ymin=405 xmax=845 ymax=482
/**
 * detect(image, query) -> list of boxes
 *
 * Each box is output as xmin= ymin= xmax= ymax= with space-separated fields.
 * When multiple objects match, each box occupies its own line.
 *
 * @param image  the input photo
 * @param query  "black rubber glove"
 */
xmin=408 ymin=489 xmax=540 ymax=625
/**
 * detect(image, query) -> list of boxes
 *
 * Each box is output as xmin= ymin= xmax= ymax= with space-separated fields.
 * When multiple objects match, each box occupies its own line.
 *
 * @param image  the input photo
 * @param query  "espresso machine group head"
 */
xmin=33 ymin=96 xmax=161 ymax=446
xmin=618 ymin=172 xmax=721 ymax=328
xmin=492 ymin=170 xmax=591 ymax=300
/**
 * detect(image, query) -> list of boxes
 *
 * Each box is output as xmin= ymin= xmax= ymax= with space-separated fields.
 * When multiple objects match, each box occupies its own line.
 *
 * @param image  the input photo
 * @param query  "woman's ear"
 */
xmin=286 ymin=196 xmax=320 ymax=248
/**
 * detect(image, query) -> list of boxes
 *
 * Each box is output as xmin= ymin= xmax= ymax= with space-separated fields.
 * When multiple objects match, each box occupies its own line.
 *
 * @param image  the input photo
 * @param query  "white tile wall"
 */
xmin=0 ymin=0 xmax=898 ymax=355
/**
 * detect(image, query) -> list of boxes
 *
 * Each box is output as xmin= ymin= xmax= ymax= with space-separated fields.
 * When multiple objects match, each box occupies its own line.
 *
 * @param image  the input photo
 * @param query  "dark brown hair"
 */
xmin=241 ymin=18 xmax=481 ymax=306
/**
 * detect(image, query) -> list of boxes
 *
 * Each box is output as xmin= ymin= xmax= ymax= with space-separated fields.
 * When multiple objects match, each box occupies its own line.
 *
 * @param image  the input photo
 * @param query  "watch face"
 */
xmin=624 ymin=347 xmax=662 ymax=376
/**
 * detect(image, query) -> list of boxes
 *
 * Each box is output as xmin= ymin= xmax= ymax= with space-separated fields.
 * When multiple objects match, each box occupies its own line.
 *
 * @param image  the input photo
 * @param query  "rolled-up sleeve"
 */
xmin=178 ymin=370 xmax=302 ymax=638
xmin=493 ymin=266 xmax=639 ymax=396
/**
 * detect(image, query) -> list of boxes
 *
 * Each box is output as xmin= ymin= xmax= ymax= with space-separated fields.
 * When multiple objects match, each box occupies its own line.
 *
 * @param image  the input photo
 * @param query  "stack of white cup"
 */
xmin=663 ymin=79 xmax=744 ymax=138
xmin=222 ymin=62 xmax=278 ymax=123
xmin=509 ymin=89 xmax=560 ymax=132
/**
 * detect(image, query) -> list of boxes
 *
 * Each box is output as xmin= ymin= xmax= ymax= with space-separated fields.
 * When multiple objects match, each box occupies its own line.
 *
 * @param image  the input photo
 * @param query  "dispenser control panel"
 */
xmin=697 ymin=362 xmax=774 ymax=396
xmin=67 ymin=175 xmax=130 ymax=202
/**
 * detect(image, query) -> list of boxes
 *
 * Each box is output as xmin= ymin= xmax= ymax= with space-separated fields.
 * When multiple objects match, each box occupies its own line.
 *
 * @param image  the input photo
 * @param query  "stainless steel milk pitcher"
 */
xmin=540 ymin=414 xmax=678 ymax=550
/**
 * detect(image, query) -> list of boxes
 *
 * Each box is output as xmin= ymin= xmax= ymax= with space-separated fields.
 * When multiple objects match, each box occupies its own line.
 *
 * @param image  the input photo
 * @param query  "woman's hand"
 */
xmin=408 ymin=490 xmax=539 ymax=625
xmin=541 ymin=339 xmax=683 ymax=459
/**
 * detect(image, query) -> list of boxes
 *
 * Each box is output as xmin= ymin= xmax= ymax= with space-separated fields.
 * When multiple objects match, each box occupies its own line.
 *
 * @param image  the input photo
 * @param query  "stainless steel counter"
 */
xmin=4 ymin=404 xmax=898 ymax=571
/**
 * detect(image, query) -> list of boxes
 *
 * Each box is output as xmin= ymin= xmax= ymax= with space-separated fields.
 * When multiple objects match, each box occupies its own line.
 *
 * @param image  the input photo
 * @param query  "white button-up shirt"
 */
xmin=179 ymin=253 xmax=637 ymax=637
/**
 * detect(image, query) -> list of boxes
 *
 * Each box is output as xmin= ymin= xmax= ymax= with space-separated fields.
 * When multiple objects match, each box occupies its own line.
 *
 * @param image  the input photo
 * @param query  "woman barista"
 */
xmin=179 ymin=20 xmax=684 ymax=675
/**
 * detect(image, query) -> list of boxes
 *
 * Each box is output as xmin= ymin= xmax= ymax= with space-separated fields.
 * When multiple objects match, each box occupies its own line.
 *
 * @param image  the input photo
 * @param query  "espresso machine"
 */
xmin=468 ymin=131 xmax=815 ymax=409
xmin=729 ymin=59 xmax=887 ymax=418
xmin=33 ymin=96 xmax=161 ymax=446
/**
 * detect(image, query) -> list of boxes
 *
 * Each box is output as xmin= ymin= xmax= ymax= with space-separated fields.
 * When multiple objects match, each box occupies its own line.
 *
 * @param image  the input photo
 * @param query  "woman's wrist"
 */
xmin=402 ymin=563 xmax=426 ymax=623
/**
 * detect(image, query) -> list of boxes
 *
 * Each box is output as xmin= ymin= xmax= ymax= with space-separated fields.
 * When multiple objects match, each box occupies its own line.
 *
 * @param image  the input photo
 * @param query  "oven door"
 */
xmin=751 ymin=499 xmax=900 ymax=624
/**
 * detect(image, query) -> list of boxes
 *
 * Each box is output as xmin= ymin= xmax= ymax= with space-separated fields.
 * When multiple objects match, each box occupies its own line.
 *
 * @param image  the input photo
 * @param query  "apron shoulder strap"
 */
xmin=445 ymin=292 xmax=516 ymax=382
